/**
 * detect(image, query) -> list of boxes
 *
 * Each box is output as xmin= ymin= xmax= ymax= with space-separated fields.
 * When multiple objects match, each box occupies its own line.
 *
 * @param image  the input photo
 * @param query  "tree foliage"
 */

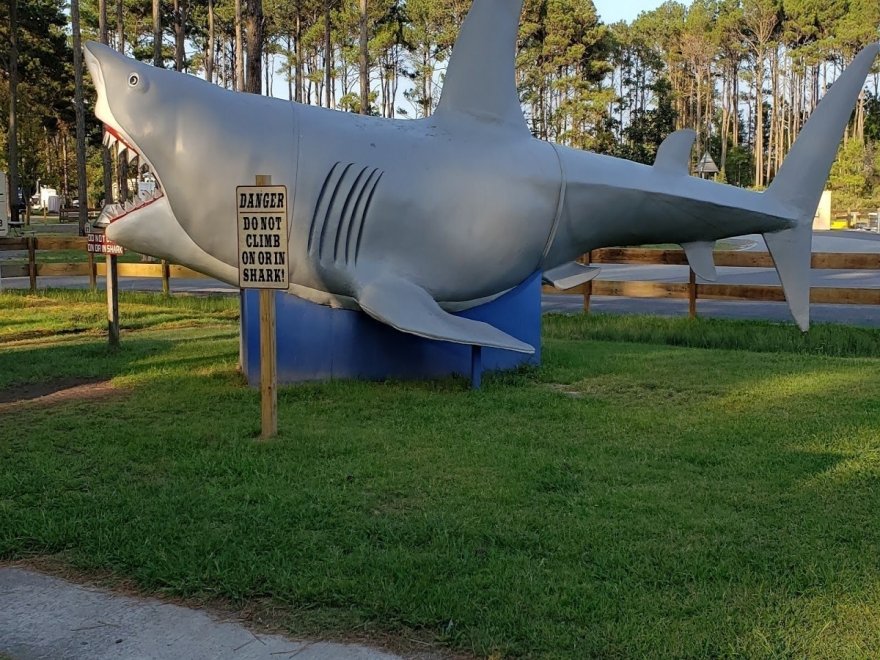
xmin=4 ymin=0 xmax=880 ymax=212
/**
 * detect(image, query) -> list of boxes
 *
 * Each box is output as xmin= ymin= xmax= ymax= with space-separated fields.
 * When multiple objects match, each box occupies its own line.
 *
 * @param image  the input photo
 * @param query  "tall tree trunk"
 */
xmin=294 ymin=5 xmax=303 ymax=102
xmin=389 ymin=47 xmax=399 ymax=118
xmin=855 ymin=90 xmax=865 ymax=140
xmin=307 ymin=52 xmax=313 ymax=103
xmin=235 ymin=0 xmax=245 ymax=91
xmin=99 ymin=0 xmax=113 ymax=207
xmin=71 ymin=0 xmax=89 ymax=236
xmin=245 ymin=0 xmax=263 ymax=94
xmin=264 ymin=49 xmax=270 ymax=95
xmin=732 ymin=66 xmax=739 ymax=147
xmin=720 ymin=67 xmax=730 ymax=179
xmin=219 ymin=36 xmax=226 ymax=87
xmin=153 ymin=0 xmax=162 ymax=67
xmin=174 ymin=0 xmax=186 ymax=72
xmin=421 ymin=51 xmax=430 ymax=118
xmin=765 ymin=48 xmax=777 ymax=183
xmin=287 ymin=33 xmax=293 ymax=100
xmin=62 ymin=128 xmax=70 ymax=200
xmin=359 ymin=0 xmax=369 ymax=114
xmin=754 ymin=56 xmax=764 ymax=188
xmin=117 ymin=0 xmax=128 ymax=201
xmin=116 ymin=0 xmax=124 ymax=51
xmin=8 ymin=0 xmax=20 ymax=226
xmin=205 ymin=0 xmax=214 ymax=81
xmin=324 ymin=0 xmax=332 ymax=108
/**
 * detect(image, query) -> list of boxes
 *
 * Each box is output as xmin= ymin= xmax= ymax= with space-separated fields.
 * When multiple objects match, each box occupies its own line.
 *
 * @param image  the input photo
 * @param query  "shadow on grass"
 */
xmin=545 ymin=312 xmax=880 ymax=357
xmin=2 ymin=333 xmax=880 ymax=656
xmin=0 ymin=338 xmax=176 ymax=391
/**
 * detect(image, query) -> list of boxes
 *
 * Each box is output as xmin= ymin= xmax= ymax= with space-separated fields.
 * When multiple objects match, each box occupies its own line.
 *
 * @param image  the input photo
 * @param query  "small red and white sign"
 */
xmin=87 ymin=231 xmax=125 ymax=255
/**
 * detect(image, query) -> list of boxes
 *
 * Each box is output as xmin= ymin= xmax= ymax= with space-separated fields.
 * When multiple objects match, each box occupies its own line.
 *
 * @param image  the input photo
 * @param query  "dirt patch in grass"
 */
xmin=545 ymin=383 xmax=584 ymax=398
xmin=0 ymin=377 xmax=121 ymax=411
xmin=3 ymin=327 xmax=94 ymax=343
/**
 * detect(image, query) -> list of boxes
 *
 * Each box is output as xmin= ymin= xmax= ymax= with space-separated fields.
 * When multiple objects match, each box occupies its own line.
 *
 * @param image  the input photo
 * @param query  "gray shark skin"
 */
xmin=84 ymin=0 xmax=880 ymax=352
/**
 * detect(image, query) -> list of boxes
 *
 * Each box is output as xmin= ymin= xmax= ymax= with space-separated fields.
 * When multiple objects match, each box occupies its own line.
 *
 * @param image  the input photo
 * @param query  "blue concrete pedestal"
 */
xmin=241 ymin=272 xmax=541 ymax=385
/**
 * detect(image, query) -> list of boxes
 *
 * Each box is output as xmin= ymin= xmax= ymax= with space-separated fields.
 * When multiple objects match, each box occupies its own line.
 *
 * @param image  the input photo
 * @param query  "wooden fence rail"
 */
xmin=545 ymin=248 xmax=880 ymax=316
xmin=3 ymin=238 xmax=879 ymax=315
xmin=0 ymin=236 xmax=207 ymax=292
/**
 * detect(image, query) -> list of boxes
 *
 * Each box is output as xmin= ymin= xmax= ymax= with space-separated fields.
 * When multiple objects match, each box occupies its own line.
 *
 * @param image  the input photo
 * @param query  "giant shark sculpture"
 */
xmin=84 ymin=0 xmax=879 ymax=353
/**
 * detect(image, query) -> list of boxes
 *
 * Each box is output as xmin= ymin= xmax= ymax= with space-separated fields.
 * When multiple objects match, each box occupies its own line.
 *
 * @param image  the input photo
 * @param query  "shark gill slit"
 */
xmin=343 ymin=168 xmax=380 ymax=264
xmin=353 ymin=171 xmax=383 ymax=264
xmin=317 ymin=163 xmax=355 ymax=260
xmin=307 ymin=162 xmax=342 ymax=254
xmin=334 ymin=166 xmax=371 ymax=262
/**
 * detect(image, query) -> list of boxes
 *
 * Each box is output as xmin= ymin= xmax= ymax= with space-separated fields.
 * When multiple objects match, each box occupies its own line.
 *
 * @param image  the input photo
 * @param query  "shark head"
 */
xmin=84 ymin=41 xmax=295 ymax=284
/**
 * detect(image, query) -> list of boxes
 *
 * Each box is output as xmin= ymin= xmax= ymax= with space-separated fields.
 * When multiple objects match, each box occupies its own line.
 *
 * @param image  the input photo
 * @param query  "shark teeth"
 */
xmin=95 ymin=185 xmax=164 ymax=227
xmin=96 ymin=125 xmax=164 ymax=227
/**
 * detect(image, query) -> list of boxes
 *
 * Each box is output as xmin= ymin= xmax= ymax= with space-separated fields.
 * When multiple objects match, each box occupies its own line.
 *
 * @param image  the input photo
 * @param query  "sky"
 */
xmin=263 ymin=0 xmax=671 ymax=104
xmin=593 ymin=0 xmax=666 ymax=25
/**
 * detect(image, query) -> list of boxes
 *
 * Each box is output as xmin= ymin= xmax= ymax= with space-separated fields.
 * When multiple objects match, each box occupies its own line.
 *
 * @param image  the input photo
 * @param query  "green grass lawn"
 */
xmin=2 ymin=290 xmax=880 ymax=657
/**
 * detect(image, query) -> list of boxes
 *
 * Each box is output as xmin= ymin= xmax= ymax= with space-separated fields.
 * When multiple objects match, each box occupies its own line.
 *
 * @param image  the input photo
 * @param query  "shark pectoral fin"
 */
xmin=542 ymin=262 xmax=600 ymax=290
xmin=681 ymin=241 xmax=718 ymax=282
xmin=654 ymin=129 xmax=696 ymax=175
xmin=356 ymin=275 xmax=535 ymax=354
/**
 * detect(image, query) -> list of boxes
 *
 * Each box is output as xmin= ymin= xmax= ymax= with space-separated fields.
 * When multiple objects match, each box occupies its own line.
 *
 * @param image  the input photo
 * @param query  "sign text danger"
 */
xmin=236 ymin=185 xmax=289 ymax=290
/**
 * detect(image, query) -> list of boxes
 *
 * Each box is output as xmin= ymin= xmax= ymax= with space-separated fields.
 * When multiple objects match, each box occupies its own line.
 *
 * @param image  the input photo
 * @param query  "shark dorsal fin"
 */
xmin=435 ymin=0 xmax=528 ymax=133
xmin=654 ymin=129 xmax=696 ymax=174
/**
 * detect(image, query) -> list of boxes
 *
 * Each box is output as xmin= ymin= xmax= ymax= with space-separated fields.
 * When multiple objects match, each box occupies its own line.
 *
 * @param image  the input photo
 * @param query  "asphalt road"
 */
xmin=542 ymin=232 xmax=880 ymax=326
xmin=542 ymin=295 xmax=880 ymax=327
xmin=2 ymin=231 xmax=878 ymax=327
xmin=0 ymin=275 xmax=238 ymax=296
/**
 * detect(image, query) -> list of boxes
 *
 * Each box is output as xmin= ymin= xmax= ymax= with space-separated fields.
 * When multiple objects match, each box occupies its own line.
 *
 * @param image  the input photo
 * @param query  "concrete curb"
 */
xmin=0 ymin=567 xmax=402 ymax=660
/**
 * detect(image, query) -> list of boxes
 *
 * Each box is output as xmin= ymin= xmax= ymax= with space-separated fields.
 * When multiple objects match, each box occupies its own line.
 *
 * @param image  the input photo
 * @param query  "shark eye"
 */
xmin=128 ymin=73 xmax=140 ymax=87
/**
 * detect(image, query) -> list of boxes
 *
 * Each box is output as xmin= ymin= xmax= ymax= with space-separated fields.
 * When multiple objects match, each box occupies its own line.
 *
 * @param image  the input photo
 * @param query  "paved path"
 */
xmin=2 ymin=230 xmax=878 ymax=326
xmin=542 ymin=295 xmax=880 ymax=326
xmin=0 ymin=275 xmax=236 ymax=295
xmin=542 ymin=231 xmax=880 ymax=327
xmin=0 ymin=567 xmax=402 ymax=660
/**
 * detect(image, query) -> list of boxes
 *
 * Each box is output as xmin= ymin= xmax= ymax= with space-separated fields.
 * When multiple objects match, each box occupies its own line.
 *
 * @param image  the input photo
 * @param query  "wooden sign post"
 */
xmin=107 ymin=253 xmax=120 ymax=346
xmin=237 ymin=175 xmax=289 ymax=440
xmin=87 ymin=228 xmax=124 ymax=347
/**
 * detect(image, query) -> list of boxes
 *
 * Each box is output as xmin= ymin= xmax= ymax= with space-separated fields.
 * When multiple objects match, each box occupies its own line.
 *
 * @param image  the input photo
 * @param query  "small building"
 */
xmin=695 ymin=152 xmax=719 ymax=179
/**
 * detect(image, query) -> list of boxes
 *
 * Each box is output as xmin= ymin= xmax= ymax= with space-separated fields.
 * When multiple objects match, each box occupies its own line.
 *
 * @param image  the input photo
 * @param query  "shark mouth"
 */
xmin=97 ymin=125 xmax=164 ymax=226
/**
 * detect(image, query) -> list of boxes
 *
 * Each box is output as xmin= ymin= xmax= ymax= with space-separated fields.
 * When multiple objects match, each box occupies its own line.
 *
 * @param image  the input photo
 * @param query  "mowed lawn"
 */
xmin=2 ymin=290 xmax=880 ymax=657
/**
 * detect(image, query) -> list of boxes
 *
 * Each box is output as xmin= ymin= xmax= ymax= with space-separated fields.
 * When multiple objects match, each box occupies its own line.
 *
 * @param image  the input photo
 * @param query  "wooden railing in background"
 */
xmin=0 ymin=236 xmax=207 ymax=293
xmin=3 ymin=238 xmax=879 ymax=315
xmin=546 ymin=248 xmax=880 ymax=316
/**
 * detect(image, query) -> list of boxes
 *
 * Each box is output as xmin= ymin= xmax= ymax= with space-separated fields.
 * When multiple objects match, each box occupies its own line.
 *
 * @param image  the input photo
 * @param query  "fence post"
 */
xmin=688 ymin=268 xmax=697 ymax=319
xmin=161 ymin=259 xmax=171 ymax=296
xmin=88 ymin=250 xmax=96 ymax=291
xmin=28 ymin=237 xmax=36 ymax=292
xmin=582 ymin=251 xmax=593 ymax=313
xmin=106 ymin=253 xmax=120 ymax=347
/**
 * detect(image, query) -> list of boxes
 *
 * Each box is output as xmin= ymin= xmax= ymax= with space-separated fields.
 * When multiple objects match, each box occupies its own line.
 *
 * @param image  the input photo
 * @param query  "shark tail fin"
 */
xmin=762 ymin=43 xmax=880 ymax=332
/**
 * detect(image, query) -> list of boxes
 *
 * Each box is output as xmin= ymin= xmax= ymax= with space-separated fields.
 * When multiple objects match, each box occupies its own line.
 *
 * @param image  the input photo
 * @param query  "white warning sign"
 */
xmin=236 ymin=185 xmax=289 ymax=289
